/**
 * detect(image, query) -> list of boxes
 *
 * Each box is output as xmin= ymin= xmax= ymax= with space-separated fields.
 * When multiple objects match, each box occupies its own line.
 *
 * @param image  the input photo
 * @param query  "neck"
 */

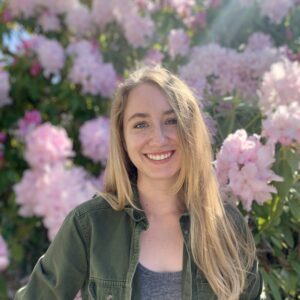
xmin=137 ymin=177 xmax=184 ymax=218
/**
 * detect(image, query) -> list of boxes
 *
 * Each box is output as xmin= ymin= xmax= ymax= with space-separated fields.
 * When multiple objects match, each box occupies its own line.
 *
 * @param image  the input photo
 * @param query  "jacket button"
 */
xmin=107 ymin=295 xmax=113 ymax=300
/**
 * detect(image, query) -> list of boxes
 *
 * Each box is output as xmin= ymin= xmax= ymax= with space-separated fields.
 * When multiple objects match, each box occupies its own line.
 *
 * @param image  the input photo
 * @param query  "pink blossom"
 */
xmin=215 ymin=129 xmax=283 ymax=210
xmin=122 ymin=14 xmax=154 ymax=48
xmin=79 ymin=117 xmax=110 ymax=164
xmin=259 ymin=0 xmax=294 ymax=24
xmin=258 ymin=59 xmax=300 ymax=114
xmin=204 ymin=0 xmax=222 ymax=9
xmin=0 ymin=69 xmax=12 ymax=108
xmin=8 ymin=0 xmax=36 ymax=18
xmin=262 ymin=102 xmax=300 ymax=146
xmin=163 ymin=0 xmax=195 ymax=17
xmin=30 ymin=61 xmax=42 ymax=77
xmin=2 ymin=9 xmax=13 ymax=23
xmin=180 ymin=42 xmax=279 ymax=101
xmin=143 ymin=48 xmax=164 ymax=66
xmin=168 ymin=28 xmax=190 ymax=59
xmin=38 ymin=11 xmax=61 ymax=32
xmin=184 ymin=11 xmax=207 ymax=29
xmin=0 ymin=235 xmax=9 ymax=272
xmin=14 ymin=164 xmax=97 ymax=240
xmin=65 ymin=4 xmax=93 ymax=37
xmin=67 ymin=40 xmax=117 ymax=97
xmin=0 ymin=132 xmax=6 ymax=143
xmin=35 ymin=37 xmax=65 ymax=77
xmin=91 ymin=0 xmax=114 ymax=29
xmin=246 ymin=32 xmax=273 ymax=52
xmin=24 ymin=123 xmax=73 ymax=169
xmin=17 ymin=110 xmax=42 ymax=138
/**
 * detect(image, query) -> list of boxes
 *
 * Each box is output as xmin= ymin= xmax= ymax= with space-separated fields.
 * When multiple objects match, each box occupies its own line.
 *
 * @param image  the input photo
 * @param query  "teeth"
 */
xmin=146 ymin=152 xmax=172 ymax=161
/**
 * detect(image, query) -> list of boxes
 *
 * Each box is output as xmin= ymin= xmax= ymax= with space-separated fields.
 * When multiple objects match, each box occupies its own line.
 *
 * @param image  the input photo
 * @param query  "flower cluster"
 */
xmin=262 ymin=102 xmax=300 ymax=146
xmin=79 ymin=117 xmax=110 ymax=164
xmin=215 ymin=129 xmax=283 ymax=211
xmin=92 ymin=0 xmax=154 ymax=48
xmin=65 ymin=4 xmax=93 ymax=37
xmin=37 ymin=11 xmax=61 ymax=32
xmin=168 ymin=28 xmax=190 ymax=59
xmin=14 ymin=164 xmax=97 ymax=241
xmin=14 ymin=122 xmax=102 ymax=240
xmin=17 ymin=110 xmax=42 ymax=139
xmin=0 ymin=69 xmax=12 ymax=108
xmin=0 ymin=235 xmax=9 ymax=272
xmin=8 ymin=0 xmax=79 ymax=18
xmin=179 ymin=37 xmax=280 ymax=102
xmin=259 ymin=59 xmax=300 ymax=147
xmin=24 ymin=123 xmax=73 ymax=169
xmin=259 ymin=59 xmax=300 ymax=113
xmin=259 ymin=0 xmax=294 ymax=24
xmin=35 ymin=37 xmax=65 ymax=77
xmin=67 ymin=40 xmax=117 ymax=97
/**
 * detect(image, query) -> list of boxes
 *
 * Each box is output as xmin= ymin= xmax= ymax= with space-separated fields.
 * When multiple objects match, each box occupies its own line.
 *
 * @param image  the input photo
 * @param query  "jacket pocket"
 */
xmin=88 ymin=278 xmax=127 ymax=300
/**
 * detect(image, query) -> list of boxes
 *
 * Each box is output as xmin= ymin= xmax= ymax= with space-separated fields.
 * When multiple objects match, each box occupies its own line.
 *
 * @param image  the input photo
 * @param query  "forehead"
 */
xmin=124 ymin=83 xmax=172 ymax=119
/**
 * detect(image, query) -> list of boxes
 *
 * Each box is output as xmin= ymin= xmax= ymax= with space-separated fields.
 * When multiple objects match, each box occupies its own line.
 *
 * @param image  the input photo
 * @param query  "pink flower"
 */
xmin=0 ymin=132 xmax=6 ymax=143
xmin=35 ymin=37 xmax=65 ymax=77
xmin=66 ymin=4 xmax=93 ymax=37
xmin=2 ymin=9 xmax=13 ymax=23
xmin=122 ymin=14 xmax=154 ymax=48
xmin=67 ymin=40 xmax=117 ymax=97
xmin=8 ymin=0 xmax=36 ymax=18
xmin=262 ymin=102 xmax=300 ymax=146
xmin=259 ymin=0 xmax=294 ymax=24
xmin=168 ymin=28 xmax=190 ymax=59
xmin=17 ymin=110 xmax=42 ymax=138
xmin=143 ymin=48 xmax=164 ymax=66
xmin=79 ymin=117 xmax=110 ymax=164
xmin=246 ymin=32 xmax=273 ymax=51
xmin=30 ymin=61 xmax=42 ymax=77
xmin=0 ymin=235 xmax=9 ymax=272
xmin=14 ymin=164 xmax=97 ymax=241
xmin=91 ymin=0 xmax=114 ymax=29
xmin=215 ymin=129 xmax=283 ymax=210
xmin=258 ymin=59 xmax=300 ymax=114
xmin=38 ymin=11 xmax=61 ymax=32
xmin=0 ymin=69 xmax=12 ymax=108
xmin=184 ymin=11 xmax=207 ymax=29
xmin=25 ymin=123 xmax=73 ymax=169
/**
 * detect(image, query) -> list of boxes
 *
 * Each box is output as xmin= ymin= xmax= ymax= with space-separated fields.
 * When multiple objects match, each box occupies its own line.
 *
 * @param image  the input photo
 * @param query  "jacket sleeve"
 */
xmin=224 ymin=203 xmax=263 ymax=300
xmin=14 ymin=209 xmax=89 ymax=300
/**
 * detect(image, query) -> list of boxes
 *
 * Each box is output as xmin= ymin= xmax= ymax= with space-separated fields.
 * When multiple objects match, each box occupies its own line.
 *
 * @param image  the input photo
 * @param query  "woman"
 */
xmin=15 ymin=66 xmax=262 ymax=300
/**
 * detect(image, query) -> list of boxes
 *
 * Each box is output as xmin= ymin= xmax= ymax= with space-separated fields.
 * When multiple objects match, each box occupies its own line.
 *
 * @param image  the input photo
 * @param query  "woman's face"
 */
xmin=123 ymin=83 xmax=182 ymax=185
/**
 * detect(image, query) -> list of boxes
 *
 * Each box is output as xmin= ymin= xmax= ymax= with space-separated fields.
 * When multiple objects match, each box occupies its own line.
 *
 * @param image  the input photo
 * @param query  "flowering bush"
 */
xmin=0 ymin=0 xmax=299 ymax=299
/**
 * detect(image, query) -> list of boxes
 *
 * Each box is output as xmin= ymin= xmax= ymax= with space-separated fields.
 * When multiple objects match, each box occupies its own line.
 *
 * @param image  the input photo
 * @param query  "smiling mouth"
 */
xmin=145 ymin=151 xmax=174 ymax=161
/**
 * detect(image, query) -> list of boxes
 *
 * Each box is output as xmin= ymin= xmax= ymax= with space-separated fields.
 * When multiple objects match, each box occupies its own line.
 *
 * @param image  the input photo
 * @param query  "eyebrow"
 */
xmin=127 ymin=109 xmax=175 ymax=123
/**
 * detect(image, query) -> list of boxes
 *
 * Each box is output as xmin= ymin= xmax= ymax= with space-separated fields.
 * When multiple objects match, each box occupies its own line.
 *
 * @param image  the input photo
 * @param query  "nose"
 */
xmin=149 ymin=124 xmax=167 ymax=146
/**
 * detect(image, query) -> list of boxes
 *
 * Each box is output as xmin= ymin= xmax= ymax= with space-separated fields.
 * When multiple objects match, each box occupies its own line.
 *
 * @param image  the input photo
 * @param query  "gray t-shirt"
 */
xmin=135 ymin=263 xmax=182 ymax=300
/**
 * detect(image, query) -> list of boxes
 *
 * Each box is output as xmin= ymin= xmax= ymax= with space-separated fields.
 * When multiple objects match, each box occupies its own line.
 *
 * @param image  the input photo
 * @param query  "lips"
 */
xmin=145 ymin=151 xmax=174 ymax=161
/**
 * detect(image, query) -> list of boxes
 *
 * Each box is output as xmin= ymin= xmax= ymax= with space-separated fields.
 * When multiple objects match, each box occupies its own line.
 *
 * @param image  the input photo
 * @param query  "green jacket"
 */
xmin=15 ymin=195 xmax=262 ymax=300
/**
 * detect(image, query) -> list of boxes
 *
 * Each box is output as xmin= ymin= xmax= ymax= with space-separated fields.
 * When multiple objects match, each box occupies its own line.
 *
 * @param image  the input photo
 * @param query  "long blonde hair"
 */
xmin=102 ymin=66 xmax=256 ymax=299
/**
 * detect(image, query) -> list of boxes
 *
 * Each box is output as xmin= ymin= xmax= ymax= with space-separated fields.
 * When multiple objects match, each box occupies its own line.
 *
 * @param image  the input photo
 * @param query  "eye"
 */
xmin=133 ymin=121 xmax=148 ymax=129
xmin=165 ymin=118 xmax=177 ymax=125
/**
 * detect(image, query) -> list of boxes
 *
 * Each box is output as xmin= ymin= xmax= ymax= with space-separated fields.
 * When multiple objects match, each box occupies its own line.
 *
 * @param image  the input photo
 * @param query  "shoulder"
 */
xmin=73 ymin=194 xmax=114 ymax=217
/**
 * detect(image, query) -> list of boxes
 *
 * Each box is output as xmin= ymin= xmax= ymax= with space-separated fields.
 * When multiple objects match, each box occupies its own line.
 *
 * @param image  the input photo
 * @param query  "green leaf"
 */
xmin=261 ymin=269 xmax=282 ymax=300
xmin=273 ymin=154 xmax=293 ymax=199
xmin=281 ymin=225 xmax=294 ymax=248
xmin=289 ymin=197 xmax=300 ymax=221
xmin=0 ymin=277 xmax=8 ymax=299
